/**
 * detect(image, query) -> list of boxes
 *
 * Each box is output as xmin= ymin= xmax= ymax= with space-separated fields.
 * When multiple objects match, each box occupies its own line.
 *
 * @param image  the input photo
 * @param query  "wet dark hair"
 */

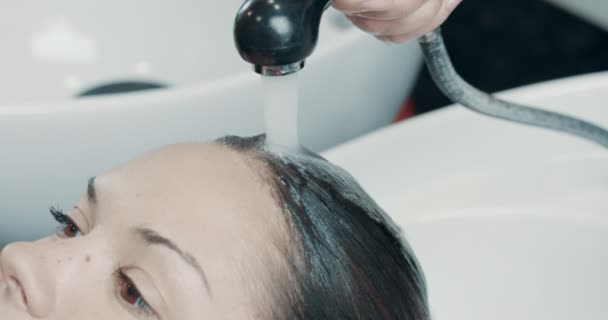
xmin=217 ymin=135 xmax=429 ymax=320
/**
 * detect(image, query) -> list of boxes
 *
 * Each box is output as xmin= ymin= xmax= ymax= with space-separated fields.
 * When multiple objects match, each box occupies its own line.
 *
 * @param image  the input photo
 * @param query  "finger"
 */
xmin=332 ymin=0 xmax=382 ymax=14
xmin=350 ymin=0 xmax=427 ymax=21
xmin=333 ymin=0 xmax=426 ymax=15
xmin=377 ymin=0 xmax=461 ymax=42
xmin=377 ymin=29 xmax=423 ymax=43
xmin=347 ymin=0 xmax=444 ymax=36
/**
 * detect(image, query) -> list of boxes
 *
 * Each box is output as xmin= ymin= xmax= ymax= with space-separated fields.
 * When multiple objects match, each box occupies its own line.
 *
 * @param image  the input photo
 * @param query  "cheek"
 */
xmin=49 ymin=238 xmax=120 ymax=317
xmin=0 ymin=299 xmax=27 ymax=319
xmin=52 ymin=260 xmax=119 ymax=318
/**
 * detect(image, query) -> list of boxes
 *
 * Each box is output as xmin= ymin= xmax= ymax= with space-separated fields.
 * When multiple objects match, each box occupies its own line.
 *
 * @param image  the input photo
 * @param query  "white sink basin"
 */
xmin=0 ymin=1 xmax=422 ymax=243
xmin=0 ymin=0 xmax=423 ymax=151
xmin=407 ymin=212 xmax=606 ymax=320
xmin=324 ymin=71 xmax=608 ymax=319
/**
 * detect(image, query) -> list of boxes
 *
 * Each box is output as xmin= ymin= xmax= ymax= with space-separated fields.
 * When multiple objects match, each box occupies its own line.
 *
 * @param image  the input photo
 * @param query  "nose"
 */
xmin=0 ymin=241 xmax=57 ymax=317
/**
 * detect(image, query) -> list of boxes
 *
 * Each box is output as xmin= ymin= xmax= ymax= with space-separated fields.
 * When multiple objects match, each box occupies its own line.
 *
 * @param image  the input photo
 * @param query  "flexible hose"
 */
xmin=418 ymin=28 xmax=608 ymax=149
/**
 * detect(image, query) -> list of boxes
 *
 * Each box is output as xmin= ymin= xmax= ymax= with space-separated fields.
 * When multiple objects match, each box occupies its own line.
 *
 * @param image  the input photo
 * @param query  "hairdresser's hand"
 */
xmin=333 ymin=0 xmax=462 ymax=43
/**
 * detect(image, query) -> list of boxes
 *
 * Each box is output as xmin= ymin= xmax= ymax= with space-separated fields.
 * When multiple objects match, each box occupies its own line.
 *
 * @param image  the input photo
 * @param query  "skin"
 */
xmin=333 ymin=0 xmax=464 ymax=43
xmin=0 ymin=142 xmax=289 ymax=319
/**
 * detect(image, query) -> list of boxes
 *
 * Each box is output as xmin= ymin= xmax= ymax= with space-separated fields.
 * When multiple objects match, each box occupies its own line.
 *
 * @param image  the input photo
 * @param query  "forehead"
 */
xmin=84 ymin=143 xmax=288 ymax=316
xmin=100 ymin=142 xmax=270 ymax=208
xmin=93 ymin=142 xmax=282 ymax=263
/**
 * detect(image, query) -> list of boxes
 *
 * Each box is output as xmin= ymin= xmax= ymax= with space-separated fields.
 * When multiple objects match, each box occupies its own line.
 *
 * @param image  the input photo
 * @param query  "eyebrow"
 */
xmin=87 ymin=177 xmax=97 ymax=204
xmin=86 ymin=177 xmax=212 ymax=297
xmin=135 ymin=227 xmax=213 ymax=298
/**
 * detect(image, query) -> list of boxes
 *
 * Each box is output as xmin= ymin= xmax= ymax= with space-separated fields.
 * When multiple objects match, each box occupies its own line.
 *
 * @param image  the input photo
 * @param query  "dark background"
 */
xmin=411 ymin=0 xmax=608 ymax=114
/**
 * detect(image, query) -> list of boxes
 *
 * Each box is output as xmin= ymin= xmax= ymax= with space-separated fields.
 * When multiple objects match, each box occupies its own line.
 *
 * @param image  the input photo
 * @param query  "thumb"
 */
xmin=332 ymin=0 xmax=387 ymax=14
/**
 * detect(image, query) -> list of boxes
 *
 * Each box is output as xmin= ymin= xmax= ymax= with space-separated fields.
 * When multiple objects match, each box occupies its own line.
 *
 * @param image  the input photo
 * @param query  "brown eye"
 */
xmin=116 ymin=270 xmax=155 ymax=316
xmin=62 ymin=221 xmax=80 ymax=238
xmin=50 ymin=207 xmax=83 ymax=239
xmin=119 ymin=274 xmax=141 ymax=305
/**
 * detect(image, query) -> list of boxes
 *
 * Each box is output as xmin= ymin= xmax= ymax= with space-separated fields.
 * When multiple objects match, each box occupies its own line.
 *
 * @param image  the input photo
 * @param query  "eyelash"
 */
xmin=50 ymin=207 xmax=158 ymax=319
xmin=50 ymin=206 xmax=81 ymax=238
xmin=115 ymin=268 xmax=157 ymax=318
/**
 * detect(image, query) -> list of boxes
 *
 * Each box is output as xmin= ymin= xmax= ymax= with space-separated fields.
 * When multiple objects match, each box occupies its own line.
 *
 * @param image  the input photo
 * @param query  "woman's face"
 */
xmin=0 ymin=143 xmax=286 ymax=319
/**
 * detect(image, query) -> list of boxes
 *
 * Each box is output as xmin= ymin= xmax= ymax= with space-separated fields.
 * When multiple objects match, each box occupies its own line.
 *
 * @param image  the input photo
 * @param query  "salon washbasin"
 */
xmin=0 ymin=0 xmax=422 ymax=151
xmin=0 ymin=0 xmax=422 ymax=244
xmin=324 ymin=71 xmax=608 ymax=319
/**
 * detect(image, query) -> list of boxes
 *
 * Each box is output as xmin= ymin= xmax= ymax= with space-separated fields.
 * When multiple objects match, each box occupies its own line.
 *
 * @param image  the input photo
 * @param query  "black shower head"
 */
xmin=234 ymin=0 xmax=333 ymax=76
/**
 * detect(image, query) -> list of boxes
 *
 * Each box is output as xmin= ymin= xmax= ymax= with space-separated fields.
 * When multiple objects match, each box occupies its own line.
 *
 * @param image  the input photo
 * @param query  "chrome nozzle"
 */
xmin=254 ymin=61 xmax=305 ymax=76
